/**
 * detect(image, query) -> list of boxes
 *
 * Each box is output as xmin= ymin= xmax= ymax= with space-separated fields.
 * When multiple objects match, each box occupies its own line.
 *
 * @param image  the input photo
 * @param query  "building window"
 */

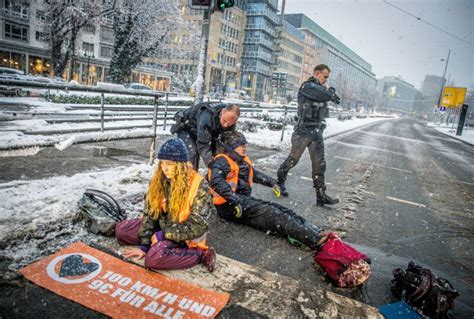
xmin=5 ymin=22 xmax=28 ymax=42
xmin=100 ymin=45 xmax=113 ymax=58
xmin=84 ymin=24 xmax=96 ymax=33
xmin=35 ymin=31 xmax=48 ymax=42
xmin=83 ymin=42 xmax=94 ymax=55
xmin=5 ymin=0 xmax=29 ymax=20
xmin=36 ymin=10 xmax=47 ymax=21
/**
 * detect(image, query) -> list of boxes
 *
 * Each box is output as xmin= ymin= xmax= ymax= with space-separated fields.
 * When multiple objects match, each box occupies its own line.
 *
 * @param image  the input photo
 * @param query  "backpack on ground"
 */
xmin=313 ymin=232 xmax=372 ymax=288
xmin=77 ymin=189 xmax=127 ymax=236
xmin=391 ymin=261 xmax=459 ymax=319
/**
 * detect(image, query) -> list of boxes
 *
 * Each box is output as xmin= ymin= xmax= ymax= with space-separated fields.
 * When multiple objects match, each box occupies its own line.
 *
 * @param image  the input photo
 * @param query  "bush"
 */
xmin=42 ymin=93 xmax=194 ymax=106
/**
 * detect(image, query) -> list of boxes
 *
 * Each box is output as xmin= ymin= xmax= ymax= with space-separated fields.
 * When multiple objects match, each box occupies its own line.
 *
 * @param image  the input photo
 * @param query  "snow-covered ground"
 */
xmin=427 ymin=122 xmax=474 ymax=145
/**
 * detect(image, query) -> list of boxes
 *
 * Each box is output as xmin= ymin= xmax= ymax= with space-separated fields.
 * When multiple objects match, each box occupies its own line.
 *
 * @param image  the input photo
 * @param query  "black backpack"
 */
xmin=392 ymin=261 xmax=459 ymax=318
xmin=77 ymin=189 xmax=127 ymax=236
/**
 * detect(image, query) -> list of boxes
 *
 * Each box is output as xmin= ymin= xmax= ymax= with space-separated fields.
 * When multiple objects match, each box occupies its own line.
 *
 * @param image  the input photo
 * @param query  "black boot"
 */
xmin=316 ymin=186 xmax=339 ymax=206
xmin=277 ymin=181 xmax=289 ymax=197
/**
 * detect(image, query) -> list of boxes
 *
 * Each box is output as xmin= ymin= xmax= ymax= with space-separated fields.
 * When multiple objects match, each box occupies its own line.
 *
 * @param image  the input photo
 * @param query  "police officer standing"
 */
xmin=276 ymin=64 xmax=340 ymax=206
xmin=170 ymin=102 xmax=240 ymax=169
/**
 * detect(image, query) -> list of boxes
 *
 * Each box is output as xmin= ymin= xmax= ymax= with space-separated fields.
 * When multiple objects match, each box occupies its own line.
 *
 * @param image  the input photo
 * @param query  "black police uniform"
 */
xmin=170 ymin=102 xmax=235 ymax=169
xmin=277 ymin=76 xmax=339 ymax=205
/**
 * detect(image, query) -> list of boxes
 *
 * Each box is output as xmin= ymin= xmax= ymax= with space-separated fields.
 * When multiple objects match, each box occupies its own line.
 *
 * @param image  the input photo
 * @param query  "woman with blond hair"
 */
xmin=115 ymin=138 xmax=216 ymax=272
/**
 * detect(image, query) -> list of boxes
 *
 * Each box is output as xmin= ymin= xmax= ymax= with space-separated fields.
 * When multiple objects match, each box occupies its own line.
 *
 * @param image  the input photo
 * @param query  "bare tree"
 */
xmin=108 ymin=0 xmax=183 ymax=83
xmin=44 ymin=0 xmax=116 ymax=78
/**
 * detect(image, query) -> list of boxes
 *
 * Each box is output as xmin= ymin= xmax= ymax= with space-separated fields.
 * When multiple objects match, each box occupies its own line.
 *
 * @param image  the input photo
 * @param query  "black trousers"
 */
xmin=177 ymin=130 xmax=200 ymax=170
xmin=277 ymin=130 xmax=326 ymax=188
xmin=216 ymin=195 xmax=322 ymax=249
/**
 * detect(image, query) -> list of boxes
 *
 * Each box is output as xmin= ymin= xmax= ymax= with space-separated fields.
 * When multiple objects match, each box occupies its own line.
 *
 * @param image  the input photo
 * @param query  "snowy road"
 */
xmin=1 ymin=118 xmax=472 ymax=317
xmin=234 ymin=118 xmax=473 ymax=317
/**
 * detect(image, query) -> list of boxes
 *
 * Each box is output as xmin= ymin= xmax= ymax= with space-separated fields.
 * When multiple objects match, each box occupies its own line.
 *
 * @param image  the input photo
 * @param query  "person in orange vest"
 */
xmin=208 ymin=131 xmax=325 ymax=249
xmin=115 ymin=138 xmax=216 ymax=272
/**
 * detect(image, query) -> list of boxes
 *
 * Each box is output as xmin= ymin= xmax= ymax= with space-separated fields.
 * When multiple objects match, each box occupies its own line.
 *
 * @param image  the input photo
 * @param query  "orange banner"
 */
xmin=20 ymin=242 xmax=229 ymax=319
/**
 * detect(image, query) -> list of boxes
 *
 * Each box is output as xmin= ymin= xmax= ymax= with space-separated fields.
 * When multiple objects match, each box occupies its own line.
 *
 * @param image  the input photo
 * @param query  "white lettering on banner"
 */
xmin=87 ymin=271 xmax=218 ymax=317
xmin=143 ymin=301 xmax=186 ymax=318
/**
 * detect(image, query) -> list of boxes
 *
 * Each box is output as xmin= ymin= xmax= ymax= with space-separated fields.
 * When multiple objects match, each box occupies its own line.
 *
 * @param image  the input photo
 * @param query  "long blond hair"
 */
xmin=145 ymin=161 xmax=194 ymax=222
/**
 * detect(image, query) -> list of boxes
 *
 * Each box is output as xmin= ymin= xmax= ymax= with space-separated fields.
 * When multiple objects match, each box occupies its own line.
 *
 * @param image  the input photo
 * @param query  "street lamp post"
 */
xmin=436 ymin=50 xmax=450 ymax=124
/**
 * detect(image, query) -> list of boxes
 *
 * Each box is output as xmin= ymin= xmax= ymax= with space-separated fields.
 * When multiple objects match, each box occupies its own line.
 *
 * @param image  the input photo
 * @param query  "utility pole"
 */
xmin=192 ymin=8 xmax=211 ymax=104
xmin=436 ymin=49 xmax=450 ymax=110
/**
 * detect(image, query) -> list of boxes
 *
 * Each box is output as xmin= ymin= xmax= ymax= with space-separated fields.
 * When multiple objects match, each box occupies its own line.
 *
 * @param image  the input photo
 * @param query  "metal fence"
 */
xmin=0 ymin=79 xmax=295 ymax=160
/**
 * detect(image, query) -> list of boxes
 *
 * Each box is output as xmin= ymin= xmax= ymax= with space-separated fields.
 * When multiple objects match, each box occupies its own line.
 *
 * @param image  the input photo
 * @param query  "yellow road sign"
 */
xmin=441 ymin=87 xmax=467 ymax=108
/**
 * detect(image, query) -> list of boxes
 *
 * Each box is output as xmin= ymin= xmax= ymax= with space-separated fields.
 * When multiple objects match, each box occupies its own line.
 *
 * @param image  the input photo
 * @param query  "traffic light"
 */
xmin=215 ymin=0 xmax=234 ymax=11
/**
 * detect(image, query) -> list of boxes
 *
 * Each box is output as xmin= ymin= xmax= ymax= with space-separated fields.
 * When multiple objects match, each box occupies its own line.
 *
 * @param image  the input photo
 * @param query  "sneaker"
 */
xmin=201 ymin=247 xmax=216 ymax=273
xmin=277 ymin=182 xmax=289 ymax=197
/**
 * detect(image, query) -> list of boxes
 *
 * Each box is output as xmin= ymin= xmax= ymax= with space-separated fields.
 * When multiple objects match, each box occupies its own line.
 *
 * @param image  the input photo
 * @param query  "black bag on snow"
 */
xmin=77 ymin=189 xmax=127 ymax=236
xmin=391 ymin=261 xmax=459 ymax=319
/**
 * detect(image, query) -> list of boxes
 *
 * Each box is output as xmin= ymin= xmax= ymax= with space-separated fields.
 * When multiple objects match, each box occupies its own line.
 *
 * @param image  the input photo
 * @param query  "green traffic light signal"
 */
xmin=216 ymin=0 xmax=234 ymax=11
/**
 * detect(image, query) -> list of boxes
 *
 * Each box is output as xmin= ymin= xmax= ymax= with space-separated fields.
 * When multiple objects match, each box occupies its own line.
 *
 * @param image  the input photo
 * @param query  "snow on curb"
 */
xmin=427 ymin=122 xmax=474 ymax=146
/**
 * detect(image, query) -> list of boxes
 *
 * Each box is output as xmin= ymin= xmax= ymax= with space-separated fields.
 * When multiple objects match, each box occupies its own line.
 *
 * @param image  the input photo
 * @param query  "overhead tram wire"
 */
xmin=383 ymin=0 xmax=474 ymax=47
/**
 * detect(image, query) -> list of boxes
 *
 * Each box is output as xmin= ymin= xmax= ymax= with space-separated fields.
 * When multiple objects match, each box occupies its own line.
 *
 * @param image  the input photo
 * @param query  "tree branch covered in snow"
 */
xmin=108 ymin=0 xmax=183 ymax=83
xmin=43 ymin=0 xmax=117 ymax=77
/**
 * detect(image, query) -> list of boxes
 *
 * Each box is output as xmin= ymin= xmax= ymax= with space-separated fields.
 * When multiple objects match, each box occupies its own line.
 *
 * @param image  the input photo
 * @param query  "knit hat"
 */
xmin=157 ymin=138 xmax=189 ymax=162
xmin=220 ymin=131 xmax=248 ymax=150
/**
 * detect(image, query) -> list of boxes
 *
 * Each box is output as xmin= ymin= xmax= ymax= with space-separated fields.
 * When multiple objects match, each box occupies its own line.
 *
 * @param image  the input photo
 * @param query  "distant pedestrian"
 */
xmin=171 ymin=102 xmax=240 ymax=169
xmin=276 ymin=64 xmax=341 ymax=206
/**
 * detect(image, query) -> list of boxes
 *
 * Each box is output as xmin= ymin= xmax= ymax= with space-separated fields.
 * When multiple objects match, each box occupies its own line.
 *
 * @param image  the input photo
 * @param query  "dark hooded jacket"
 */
xmin=172 ymin=102 xmax=236 ymax=165
xmin=296 ymin=76 xmax=334 ymax=134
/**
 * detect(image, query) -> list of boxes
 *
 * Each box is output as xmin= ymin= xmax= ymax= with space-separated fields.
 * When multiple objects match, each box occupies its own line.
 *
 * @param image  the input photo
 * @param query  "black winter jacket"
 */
xmin=208 ymin=152 xmax=277 ymax=206
xmin=296 ymin=77 xmax=333 ymax=134
xmin=172 ymin=102 xmax=235 ymax=166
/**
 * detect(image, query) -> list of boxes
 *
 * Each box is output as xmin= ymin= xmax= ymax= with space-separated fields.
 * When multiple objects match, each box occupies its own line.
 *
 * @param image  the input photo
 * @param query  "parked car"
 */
xmin=124 ymin=83 xmax=152 ymax=91
xmin=0 ymin=68 xmax=26 ymax=96
xmin=337 ymin=112 xmax=353 ymax=121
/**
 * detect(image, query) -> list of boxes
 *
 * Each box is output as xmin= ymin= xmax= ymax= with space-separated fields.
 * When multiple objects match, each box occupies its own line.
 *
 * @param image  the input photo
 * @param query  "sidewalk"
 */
xmin=427 ymin=122 xmax=474 ymax=146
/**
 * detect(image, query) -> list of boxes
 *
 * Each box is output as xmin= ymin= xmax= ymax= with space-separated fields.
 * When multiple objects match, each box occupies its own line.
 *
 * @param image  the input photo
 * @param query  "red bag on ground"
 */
xmin=314 ymin=233 xmax=372 ymax=287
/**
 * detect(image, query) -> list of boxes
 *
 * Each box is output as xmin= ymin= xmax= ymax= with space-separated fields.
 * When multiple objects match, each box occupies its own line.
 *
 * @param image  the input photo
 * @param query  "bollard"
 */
xmin=100 ymin=93 xmax=105 ymax=132
xmin=163 ymin=93 xmax=169 ymax=131
xmin=280 ymin=104 xmax=288 ymax=142
xmin=149 ymin=96 xmax=159 ymax=165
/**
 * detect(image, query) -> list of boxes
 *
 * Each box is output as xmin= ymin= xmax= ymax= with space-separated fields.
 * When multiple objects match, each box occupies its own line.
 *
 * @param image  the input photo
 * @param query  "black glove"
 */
xmin=328 ymin=87 xmax=340 ymax=104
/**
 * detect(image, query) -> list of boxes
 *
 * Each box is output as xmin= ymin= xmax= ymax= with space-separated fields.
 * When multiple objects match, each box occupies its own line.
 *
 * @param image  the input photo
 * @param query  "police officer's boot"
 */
xmin=316 ymin=186 xmax=339 ymax=206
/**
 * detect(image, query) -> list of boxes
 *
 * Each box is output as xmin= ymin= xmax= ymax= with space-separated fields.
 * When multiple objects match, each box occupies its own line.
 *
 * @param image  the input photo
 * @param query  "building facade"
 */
xmin=206 ymin=7 xmax=246 ymax=94
xmin=236 ymin=0 xmax=279 ymax=101
xmin=284 ymin=14 xmax=377 ymax=111
xmin=274 ymin=20 xmax=304 ymax=100
xmin=376 ymin=76 xmax=418 ymax=114
xmin=0 ymin=0 xmax=171 ymax=90
xmin=420 ymin=74 xmax=445 ymax=113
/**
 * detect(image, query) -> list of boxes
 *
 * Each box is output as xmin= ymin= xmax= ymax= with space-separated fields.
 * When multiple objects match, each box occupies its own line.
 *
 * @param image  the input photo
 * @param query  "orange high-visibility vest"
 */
xmin=151 ymin=171 xmax=208 ymax=249
xmin=208 ymin=153 xmax=253 ymax=205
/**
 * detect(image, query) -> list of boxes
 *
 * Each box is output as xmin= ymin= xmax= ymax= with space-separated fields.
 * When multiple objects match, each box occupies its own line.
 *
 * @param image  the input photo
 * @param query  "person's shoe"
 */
xmin=277 ymin=182 xmax=289 ymax=197
xmin=201 ymin=247 xmax=216 ymax=273
xmin=316 ymin=187 xmax=339 ymax=206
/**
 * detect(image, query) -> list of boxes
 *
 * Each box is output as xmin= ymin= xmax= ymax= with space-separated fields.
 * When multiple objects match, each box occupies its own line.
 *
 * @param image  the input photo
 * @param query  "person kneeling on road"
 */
xmin=115 ymin=138 xmax=216 ymax=272
xmin=208 ymin=131 xmax=325 ymax=249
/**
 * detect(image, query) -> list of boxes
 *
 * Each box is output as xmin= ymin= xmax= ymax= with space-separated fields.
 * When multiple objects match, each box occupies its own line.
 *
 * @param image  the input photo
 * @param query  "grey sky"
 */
xmin=285 ymin=0 xmax=473 ymax=90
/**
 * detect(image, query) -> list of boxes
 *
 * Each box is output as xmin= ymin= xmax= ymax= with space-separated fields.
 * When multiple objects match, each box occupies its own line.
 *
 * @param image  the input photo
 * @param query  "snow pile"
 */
xmin=0 ymin=163 xmax=155 ymax=271
xmin=427 ymin=122 xmax=474 ymax=145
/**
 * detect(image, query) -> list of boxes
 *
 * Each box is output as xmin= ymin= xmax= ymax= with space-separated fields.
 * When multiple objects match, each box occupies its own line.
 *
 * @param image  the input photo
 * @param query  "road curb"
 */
xmin=428 ymin=125 xmax=474 ymax=146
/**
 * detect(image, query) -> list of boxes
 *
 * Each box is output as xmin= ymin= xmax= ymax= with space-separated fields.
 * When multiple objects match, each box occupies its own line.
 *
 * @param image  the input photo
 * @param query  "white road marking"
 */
xmin=298 ymin=176 xmax=332 ymax=185
xmin=334 ymin=141 xmax=417 ymax=159
xmin=459 ymin=180 xmax=474 ymax=186
xmin=334 ymin=155 xmax=412 ymax=174
xmin=359 ymin=130 xmax=427 ymax=144
xmin=386 ymin=196 xmax=427 ymax=208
